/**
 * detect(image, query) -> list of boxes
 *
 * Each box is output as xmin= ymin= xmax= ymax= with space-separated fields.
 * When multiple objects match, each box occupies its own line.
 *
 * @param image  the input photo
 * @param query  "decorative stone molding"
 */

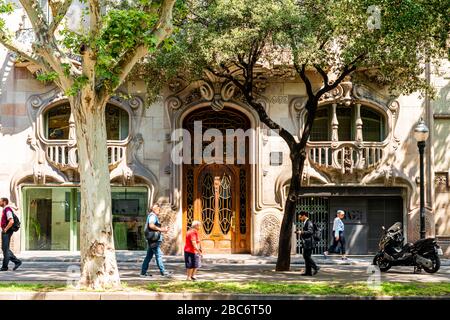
xmin=435 ymin=172 xmax=450 ymax=193
xmin=258 ymin=214 xmax=281 ymax=256
xmin=14 ymin=88 xmax=158 ymax=203
xmin=165 ymin=74 xmax=263 ymax=213
xmin=289 ymin=80 xmax=402 ymax=185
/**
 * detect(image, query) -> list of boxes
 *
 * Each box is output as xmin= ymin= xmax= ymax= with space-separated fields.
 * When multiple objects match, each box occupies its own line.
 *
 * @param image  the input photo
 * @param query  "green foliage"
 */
xmin=182 ymin=0 xmax=450 ymax=97
xmin=65 ymin=75 xmax=89 ymax=96
xmin=144 ymin=280 xmax=450 ymax=296
xmin=36 ymin=71 xmax=59 ymax=83
xmin=0 ymin=0 xmax=15 ymax=30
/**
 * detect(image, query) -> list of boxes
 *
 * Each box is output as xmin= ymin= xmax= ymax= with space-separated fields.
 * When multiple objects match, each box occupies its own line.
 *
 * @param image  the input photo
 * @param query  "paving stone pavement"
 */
xmin=0 ymin=260 xmax=448 ymax=284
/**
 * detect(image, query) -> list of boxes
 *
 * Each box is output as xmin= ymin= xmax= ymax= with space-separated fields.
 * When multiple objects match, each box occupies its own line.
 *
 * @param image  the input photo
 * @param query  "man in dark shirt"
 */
xmin=0 ymin=198 xmax=22 ymax=271
xmin=298 ymin=211 xmax=319 ymax=276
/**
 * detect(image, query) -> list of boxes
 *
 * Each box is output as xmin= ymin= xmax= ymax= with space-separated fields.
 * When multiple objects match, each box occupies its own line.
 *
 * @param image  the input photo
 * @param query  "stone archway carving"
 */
xmin=165 ymin=74 xmax=262 ymax=212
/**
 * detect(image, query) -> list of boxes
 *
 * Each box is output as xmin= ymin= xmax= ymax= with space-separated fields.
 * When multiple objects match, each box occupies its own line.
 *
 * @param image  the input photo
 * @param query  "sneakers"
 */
xmin=13 ymin=261 xmax=22 ymax=271
xmin=0 ymin=268 xmax=7 ymax=271
xmin=161 ymin=271 xmax=173 ymax=278
xmin=341 ymin=256 xmax=348 ymax=261
xmin=140 ymin=272 xmax=152 ymax=278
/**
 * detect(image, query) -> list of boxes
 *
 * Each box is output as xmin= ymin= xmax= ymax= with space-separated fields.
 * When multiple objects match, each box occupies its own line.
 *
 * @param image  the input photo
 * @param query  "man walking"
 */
xmin=298 ymin=211 xmax=319 ymax=276
xmin=323 ymin=210 xmax=347 ymax=260
xmin=0 ymin=198 xmax=21 ymax=271
xmin=140 ymin=203 xmax=172 ymax=277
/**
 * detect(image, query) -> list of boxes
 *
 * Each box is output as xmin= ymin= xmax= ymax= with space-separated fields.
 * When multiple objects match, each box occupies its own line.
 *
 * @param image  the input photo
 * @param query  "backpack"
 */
xmin=313 ymin=222 xmax=321 ymax=242
xmin=5 ymin=207 xmax=20 ymax=232
xmin=144 ymin=214 xmax=161 ymax=242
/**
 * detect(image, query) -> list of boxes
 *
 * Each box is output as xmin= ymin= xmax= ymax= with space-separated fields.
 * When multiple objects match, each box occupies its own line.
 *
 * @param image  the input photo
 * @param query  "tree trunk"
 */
xmin=71 ymin=94 xmax=121 ymax=289
xmin=275 ymin=151 xmax=306 ymax=271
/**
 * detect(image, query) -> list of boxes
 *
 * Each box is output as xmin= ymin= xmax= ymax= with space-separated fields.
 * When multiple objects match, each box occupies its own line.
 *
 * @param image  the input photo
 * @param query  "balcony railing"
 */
xmin=46 ymin=143 xmax=126 ymax=171
xmin=307 ymin=142 xmax=385 ymax=174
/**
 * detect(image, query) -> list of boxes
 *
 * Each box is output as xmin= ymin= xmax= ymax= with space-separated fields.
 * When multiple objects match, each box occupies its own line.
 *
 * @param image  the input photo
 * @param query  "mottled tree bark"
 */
xmin=71 ymin=94 xmax=120 ymax=289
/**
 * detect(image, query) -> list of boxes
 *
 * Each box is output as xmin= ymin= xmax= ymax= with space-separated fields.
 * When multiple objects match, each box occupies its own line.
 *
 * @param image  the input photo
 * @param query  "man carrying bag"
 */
xmin=140 ymin=203 xmax=172 ymax=277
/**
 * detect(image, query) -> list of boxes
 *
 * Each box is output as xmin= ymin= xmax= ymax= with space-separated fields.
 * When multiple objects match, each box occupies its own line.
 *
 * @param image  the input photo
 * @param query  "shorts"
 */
xmin=184 ymin=251 xmax=200 ymax=269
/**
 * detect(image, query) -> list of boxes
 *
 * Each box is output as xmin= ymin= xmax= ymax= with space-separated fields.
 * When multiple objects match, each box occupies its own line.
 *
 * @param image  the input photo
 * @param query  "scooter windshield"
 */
xmin=387 ymin=222 xmax=402 ymax=233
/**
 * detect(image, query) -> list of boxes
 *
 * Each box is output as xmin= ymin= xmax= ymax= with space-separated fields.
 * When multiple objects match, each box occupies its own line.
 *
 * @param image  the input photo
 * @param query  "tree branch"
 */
xmin=49 ymin=0 xmax=73 ymax=35
xmin=295 ymin=63 xmax=314 ymax=99
xmin=314 ymin=64 xmax=329 ymax=86
xmin=19 ymin=0 xmax=50 ymax=33
xmin=0 ymin=31 xmax=44 ymax=67
xmin=88 ymin=0 xmax=101 ymax=37
xmin=111 ymin=0 xmax=176 ymax=93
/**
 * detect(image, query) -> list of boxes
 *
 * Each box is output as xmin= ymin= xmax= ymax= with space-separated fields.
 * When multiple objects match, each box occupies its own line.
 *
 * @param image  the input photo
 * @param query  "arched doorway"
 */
xmin=182 ymin=107 xmax=251 ymax=253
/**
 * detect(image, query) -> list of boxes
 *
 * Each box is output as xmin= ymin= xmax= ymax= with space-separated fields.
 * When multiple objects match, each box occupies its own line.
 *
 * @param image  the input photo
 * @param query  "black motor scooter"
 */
xmin=373 ymin=222 xmax=442 ymax=273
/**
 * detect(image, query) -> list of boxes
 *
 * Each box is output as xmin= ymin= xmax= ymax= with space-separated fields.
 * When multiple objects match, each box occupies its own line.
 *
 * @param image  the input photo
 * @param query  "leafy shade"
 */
xmin=183 ymin=0 xmax=450 ymax=96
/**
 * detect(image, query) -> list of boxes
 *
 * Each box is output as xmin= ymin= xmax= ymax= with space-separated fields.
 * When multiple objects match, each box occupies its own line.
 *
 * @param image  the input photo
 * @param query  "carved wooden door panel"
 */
xmin=196 ymin=165 xmax=236 ymax=253
xmin=183 ymin=163 xmax=250 ymax=254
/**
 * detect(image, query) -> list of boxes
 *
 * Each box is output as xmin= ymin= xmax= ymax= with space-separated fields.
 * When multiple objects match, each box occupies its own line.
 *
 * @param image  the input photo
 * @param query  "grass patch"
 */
xmin=0 ymin=283 xmax=67 ymax=292
xmin=0 ymin=281 xmax=448 ymax=296
xmin=141 ymin=281 xmax=450 ymax=297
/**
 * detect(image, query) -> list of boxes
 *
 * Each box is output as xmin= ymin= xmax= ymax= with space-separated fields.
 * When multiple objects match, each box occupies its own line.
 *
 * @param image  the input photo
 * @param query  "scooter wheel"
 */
xmin=374 ymin=253 xmax=391 ymax=272
xmin=423 ymin=254 xmax=440 ymax=273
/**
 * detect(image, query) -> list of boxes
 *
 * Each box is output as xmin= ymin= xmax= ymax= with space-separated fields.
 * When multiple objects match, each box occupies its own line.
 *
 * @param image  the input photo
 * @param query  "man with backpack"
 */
xmin=0 ymin=197 xmax=22 ymax=271
xmin=297 ymin=211 xmax=320 ymax=276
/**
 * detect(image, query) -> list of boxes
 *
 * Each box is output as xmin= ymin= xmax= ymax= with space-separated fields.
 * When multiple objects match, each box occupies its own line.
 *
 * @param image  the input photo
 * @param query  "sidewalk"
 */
xmin=15 ymin=251 xmax=450 ymax=265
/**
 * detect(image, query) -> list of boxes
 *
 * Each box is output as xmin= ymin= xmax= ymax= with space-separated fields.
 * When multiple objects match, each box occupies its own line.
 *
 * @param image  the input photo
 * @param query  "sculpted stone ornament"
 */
xmin=259 ymin=214 xmax=281 ymax=256
xmin=289 ymin=79 xmax=405 ymax=186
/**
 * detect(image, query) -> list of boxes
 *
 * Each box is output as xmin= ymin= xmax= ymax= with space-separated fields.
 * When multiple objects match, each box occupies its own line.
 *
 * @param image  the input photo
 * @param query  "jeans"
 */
xmin=141 ymin=240 xmax=166 ymax=275
xmin=2 ymin=231 xmax=21 ymax=269
xmin=303 ymin=248 xmax=318 ymax=275
xmin=328 ymin=231 xmax=346 ymax=254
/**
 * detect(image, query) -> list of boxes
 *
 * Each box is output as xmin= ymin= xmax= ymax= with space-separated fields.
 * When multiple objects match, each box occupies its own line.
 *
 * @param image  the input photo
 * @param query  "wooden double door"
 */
xmin=183 ymin=164 xmax=250 ymax=254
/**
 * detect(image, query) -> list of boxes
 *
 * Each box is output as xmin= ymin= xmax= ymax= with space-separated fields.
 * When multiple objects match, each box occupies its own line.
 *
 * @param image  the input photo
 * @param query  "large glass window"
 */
xmin=44 ymin=103 xmax=129 ymax=140
xmin=106 ymin=105 xmax=129 ymax=140
xmin=310 ymin=108 xmax=330 ymax=141
xmin=45 ymin=104 xmax=71 ymax=140
xmin=307 ymin=104 xmax=385 ymax=142
xmin=361 ymin=107 xmax=386 ymax=142
xmin=336 ymin=107 xmax=353 ymax=141
xmin=22 ymin=186 xmax=148 ymax=251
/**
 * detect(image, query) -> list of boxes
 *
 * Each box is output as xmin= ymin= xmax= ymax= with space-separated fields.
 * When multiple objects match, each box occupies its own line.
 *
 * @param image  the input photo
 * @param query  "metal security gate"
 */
xmin=296 ymin=197 xmax=329 ymax=254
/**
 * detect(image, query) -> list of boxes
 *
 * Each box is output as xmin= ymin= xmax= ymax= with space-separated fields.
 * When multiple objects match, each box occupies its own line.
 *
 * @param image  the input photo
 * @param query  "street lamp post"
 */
xmin=414 ymin=118 xmax=429 ymax=239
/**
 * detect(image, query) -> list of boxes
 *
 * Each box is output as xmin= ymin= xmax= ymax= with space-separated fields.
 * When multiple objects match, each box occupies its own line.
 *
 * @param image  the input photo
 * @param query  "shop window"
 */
xmin=22 ymin=186 xmax=148 ymax=251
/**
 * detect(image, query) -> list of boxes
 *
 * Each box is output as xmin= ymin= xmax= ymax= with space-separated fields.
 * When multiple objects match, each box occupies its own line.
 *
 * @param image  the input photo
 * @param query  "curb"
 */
xmin=0 ymin=292 xmax=449 ymax=300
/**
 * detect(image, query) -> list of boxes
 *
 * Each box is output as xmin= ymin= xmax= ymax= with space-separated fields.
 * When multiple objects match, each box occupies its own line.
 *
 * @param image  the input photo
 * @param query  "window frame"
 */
xmin=306 ymin=103 xmax=387 ymax=143
xmin=40 ymin=101 xmax=132 ymax=143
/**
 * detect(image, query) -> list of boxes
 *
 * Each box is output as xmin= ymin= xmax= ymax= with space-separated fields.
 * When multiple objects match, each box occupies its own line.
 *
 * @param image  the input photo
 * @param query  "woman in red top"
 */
xmin=184 ymin=220 xmax=202 ymax=281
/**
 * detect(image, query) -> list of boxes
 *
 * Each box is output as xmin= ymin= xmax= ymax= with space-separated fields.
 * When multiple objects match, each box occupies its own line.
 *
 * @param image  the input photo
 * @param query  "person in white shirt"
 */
xmin=323 ymin=210 xmax=347 ymax=260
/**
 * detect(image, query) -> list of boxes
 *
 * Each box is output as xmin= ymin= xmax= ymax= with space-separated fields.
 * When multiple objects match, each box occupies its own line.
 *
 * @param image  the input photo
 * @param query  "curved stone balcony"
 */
xmin=307 ymin=141 xmax=385 ymax=177
xmin=45 ymin=143 xmax=126 ymax=171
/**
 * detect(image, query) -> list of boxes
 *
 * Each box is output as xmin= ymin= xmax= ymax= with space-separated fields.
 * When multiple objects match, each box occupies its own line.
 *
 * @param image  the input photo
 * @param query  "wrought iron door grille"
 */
xmin=296 ymin=197 xmax=330 ymax=254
